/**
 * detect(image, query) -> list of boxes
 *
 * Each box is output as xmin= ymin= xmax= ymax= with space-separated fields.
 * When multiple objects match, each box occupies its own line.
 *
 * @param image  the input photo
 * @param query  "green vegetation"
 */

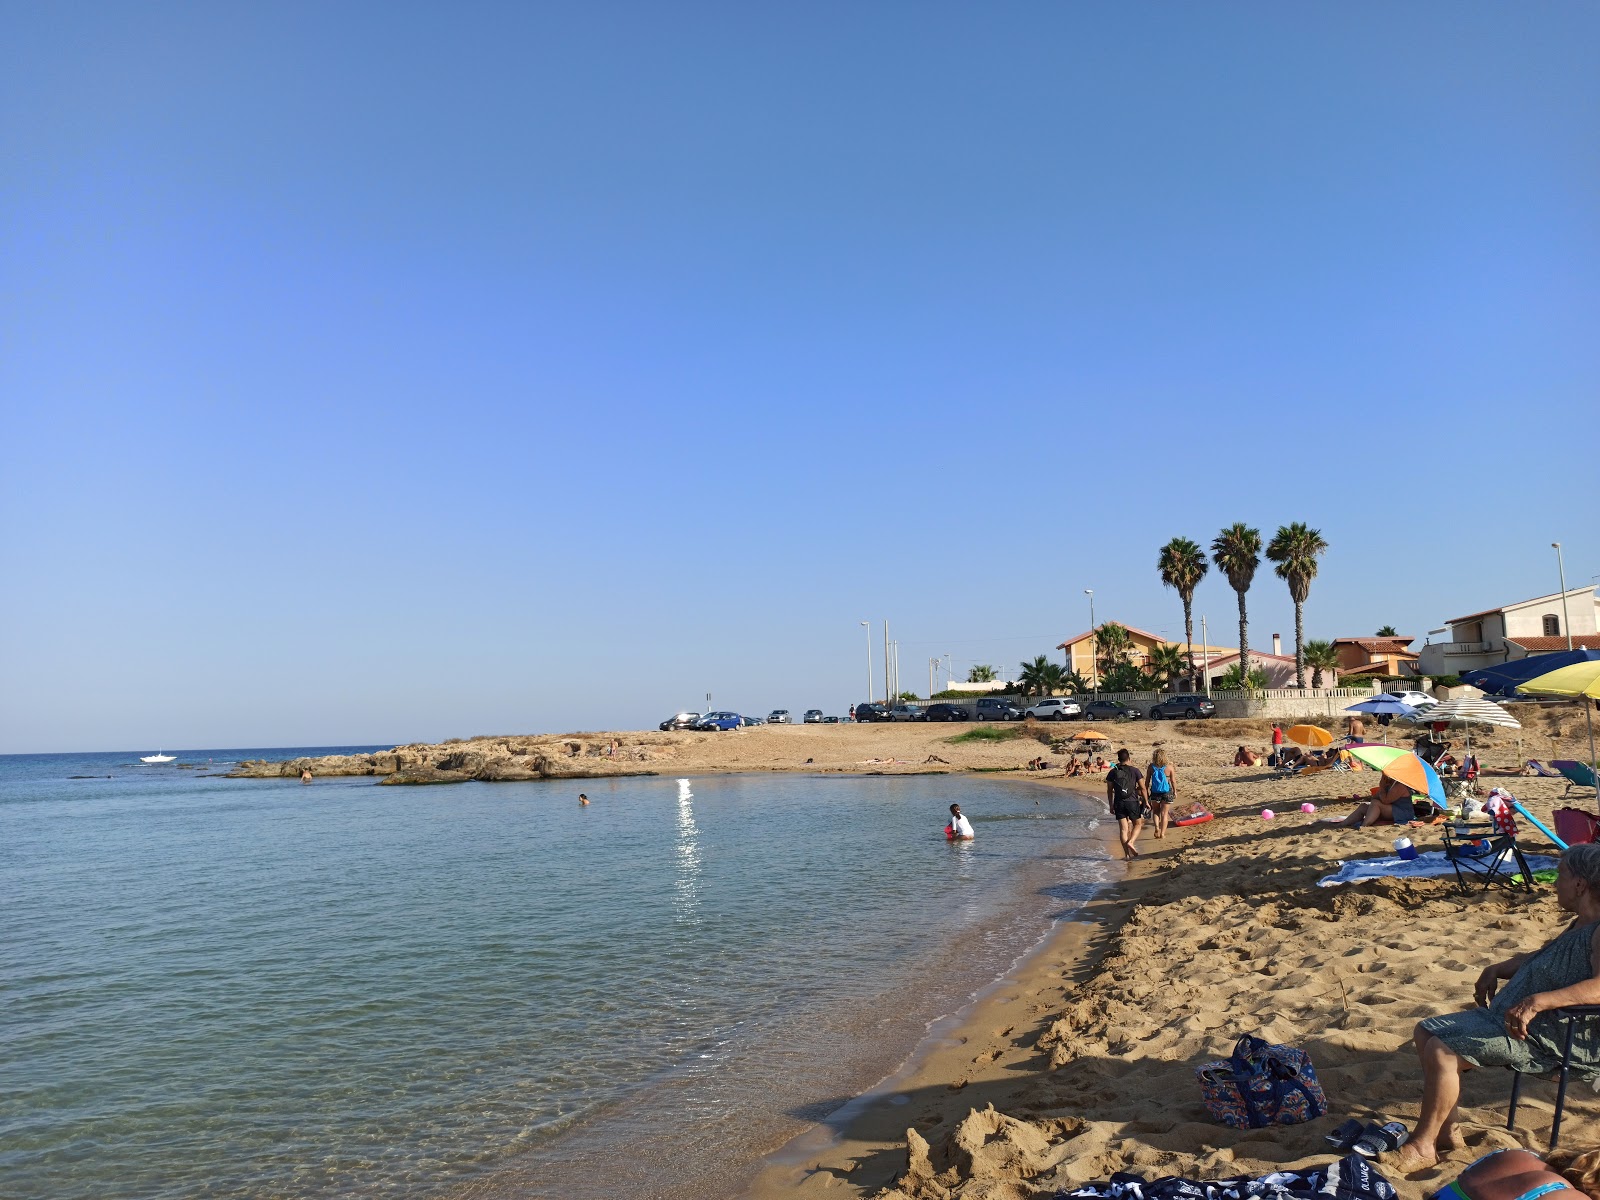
xmin=1302 ymin=639 xmax=1340 ymax=688
xmin=1157 ymin=537 xmax=1209 ymax=669
xmin=1212 ymin=523 xmax=1263 ymax=694
xmin=1017 ymin=655 xmax=1066 ymax=698
xmin=1094 ymin=622 xmax=1134 ymax=676
xmin=1266 ymin=522 xmax=1329 ymax=688
xmin=967 ymin=664 xmax=998 ymax=683
xmin=1376 ymin=625 xmax=1399 ymax=637
xmin=1215 ymin=662 xmax=1269 ymax=690
xmin=945 ymin=725 xmax=1031 ymax=744
xmin=1147 ymin=643 xmax=1188 ymax=691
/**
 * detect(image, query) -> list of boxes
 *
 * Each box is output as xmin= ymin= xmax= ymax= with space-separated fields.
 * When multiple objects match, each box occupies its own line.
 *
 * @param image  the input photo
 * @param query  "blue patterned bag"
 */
xmin=1196 ymin=1034 xmax=1327 ymax=1129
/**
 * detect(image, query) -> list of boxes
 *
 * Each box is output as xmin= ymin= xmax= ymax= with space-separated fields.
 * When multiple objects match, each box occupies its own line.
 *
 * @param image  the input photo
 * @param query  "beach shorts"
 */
xmin=1150 ymin=789 xmax=1172 ymax=805
xmin=1113 ymin=800 xmax=1143 ymax=821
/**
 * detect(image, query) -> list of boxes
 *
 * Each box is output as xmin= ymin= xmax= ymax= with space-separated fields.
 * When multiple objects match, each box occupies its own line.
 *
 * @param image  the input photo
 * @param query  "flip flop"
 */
xmin=1323 ymin=1118 xmax=1365 ymax=1150
xmin=1353 ymin=1119 xmax=1409 ymax=1158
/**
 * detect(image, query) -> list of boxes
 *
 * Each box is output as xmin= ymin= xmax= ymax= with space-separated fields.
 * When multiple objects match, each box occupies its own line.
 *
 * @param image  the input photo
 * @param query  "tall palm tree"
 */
xmin=1017 ymin=655 xmax=1065 ymax=698
xmin=1266 ymin=522 xmax=1329 ymax=688
xmin=1147 ymin=643 xmax=1189 ymax=692
xmin=967 ymin=664 xmax=997 ymax=683
xmin=1061 ymin=670 xmax=1091 ymax=696
xmin=1211 ymin=524 xmax=1262 ymax=691
xmin=1094 ymin=622 xmax=1134 ymax=675
xmin=1303 ymin=639 xmax=1340 ymax=689
xmin=1157 ymin=537 xmax=1209 ymax=668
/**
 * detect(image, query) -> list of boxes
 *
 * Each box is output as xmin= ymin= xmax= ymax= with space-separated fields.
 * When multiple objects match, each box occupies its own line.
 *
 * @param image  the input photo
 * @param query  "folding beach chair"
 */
xmin=1441 ymin=799 xmax=1536 ymax=894
xmin=1507 ymin=1005 xmax=1600 ymax=1148
xmin=1551 ymin=760 xmax=1599 ymax=798
xmin=1527 ymin=760 xmax=1565 ymax=778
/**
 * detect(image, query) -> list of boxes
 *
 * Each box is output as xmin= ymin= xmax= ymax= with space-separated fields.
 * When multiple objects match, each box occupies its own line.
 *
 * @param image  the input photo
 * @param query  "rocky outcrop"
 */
xmin=227 ymin=733 xmax=678 ymax=784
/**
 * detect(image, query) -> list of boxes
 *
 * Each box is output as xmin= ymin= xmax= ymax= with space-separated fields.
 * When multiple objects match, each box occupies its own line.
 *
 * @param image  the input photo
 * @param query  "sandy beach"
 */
xmin=728 ymin=713 xmax=1600 ymax=1200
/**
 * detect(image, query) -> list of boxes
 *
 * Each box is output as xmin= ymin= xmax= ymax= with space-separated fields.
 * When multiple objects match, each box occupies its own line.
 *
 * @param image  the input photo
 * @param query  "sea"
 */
xmin=0 ymin=749 xmax=1111 ymax=1200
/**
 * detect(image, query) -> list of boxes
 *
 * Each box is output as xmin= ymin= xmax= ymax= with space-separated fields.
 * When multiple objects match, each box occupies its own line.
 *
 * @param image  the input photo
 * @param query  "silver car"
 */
xmin=888 ymin=704 xmax=924 ymax=722
xmin=768 ymin=710 xmax=792 ymax=724
xmin=803 ymin=709 xmax=824 ymax=723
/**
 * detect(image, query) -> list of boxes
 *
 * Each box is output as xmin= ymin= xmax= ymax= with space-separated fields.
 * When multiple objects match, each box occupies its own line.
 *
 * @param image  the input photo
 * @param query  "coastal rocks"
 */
xmin=231 ymin=734 xmax=668 ymax=784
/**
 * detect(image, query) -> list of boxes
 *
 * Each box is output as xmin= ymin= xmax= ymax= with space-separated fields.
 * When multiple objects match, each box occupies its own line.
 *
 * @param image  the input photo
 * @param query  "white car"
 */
xmin=1025 ymin=697 xmax=1083 ymax=721
xmin=1385 ymin=690 xmax=1437 ymax=710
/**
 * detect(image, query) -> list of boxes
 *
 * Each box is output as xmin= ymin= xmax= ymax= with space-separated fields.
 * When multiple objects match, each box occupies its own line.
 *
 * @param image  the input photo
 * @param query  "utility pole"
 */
xmin=883 ymin=620 xmax=891 ymax=706
xmin=1085 ymin=589 xmax=1098 ymax=698
xmin=1554 ymin=543 xmax=1573 ymax=650
xmin=1201 ymin=616 xmax=1211 ymax=698
xmin=929 ymin=657 xmax=936 ymax=700
xmin=860 ymin=621 xmax=873 ymax=703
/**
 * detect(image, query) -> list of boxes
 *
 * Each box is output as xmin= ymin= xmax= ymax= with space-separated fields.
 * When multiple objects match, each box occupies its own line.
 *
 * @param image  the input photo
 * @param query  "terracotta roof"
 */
xmin=1447 ymin=587 xmax=1597 ymax=625
xmin=1332 ymin=637 xmax=1416 ymax=651
xmin=1057 ymin=623 xmax=1173 ymax=650
xmin=1505 ymin=635 xmax=1600 ymax=652
xmin=1202 ymin=648 xmax=1300 ymax=667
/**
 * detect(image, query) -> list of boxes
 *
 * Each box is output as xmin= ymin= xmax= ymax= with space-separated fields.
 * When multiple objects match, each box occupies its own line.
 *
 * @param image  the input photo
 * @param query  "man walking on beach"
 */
xmin=1106 ymin=749 xmax=1148 ymax=860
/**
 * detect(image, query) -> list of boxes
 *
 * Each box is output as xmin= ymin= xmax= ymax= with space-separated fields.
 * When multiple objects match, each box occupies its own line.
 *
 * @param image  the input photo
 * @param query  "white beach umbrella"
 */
xmin=1410 ymin=696 xmax=1521 ymax=759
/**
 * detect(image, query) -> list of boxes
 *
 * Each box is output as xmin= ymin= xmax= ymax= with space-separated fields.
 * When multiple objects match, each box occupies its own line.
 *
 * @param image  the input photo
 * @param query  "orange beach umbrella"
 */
xmin=1071 ymin=729 xmax=1111 ymax=741
xmin=1285 ymin=724 xmax=1334 ymax=748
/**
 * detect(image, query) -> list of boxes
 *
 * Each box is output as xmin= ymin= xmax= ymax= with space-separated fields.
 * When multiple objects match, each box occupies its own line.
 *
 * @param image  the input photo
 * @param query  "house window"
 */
xmin=1544 ymin=614 xmax=1561 ymax=637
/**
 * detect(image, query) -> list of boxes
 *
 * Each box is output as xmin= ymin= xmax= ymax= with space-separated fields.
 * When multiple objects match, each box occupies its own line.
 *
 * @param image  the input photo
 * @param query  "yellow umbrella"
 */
xmin=1286 ymin=724 xmax=1333 ymax=748
xmin=1518 ymin=661 xmax=1600 ymax=777
xmin=1072 ymin=729 xmax=1111 ymax=741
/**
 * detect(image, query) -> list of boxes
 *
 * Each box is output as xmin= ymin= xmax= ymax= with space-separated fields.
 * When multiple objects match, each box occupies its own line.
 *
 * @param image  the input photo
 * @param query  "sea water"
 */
xmin=0 ymin=751 xmax=1109 ymax=1199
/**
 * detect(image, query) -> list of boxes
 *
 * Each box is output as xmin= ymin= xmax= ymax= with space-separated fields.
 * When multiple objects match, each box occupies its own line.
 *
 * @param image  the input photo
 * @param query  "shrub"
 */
xmin=945 ymin=726 xmax=1031 ymax=744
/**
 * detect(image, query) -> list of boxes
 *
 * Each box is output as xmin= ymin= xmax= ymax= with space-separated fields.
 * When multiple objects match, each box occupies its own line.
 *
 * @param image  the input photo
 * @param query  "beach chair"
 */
xmin=1551 ymin=760 xmax=1599 ymax=798
xmin=1526 ymin=760 xmax=1565 ymax=778
xmin=1506 ymin=1005 xmax=1600 ymax=1148
xmin=1441 ymin=815 xmax=1535 ymax=894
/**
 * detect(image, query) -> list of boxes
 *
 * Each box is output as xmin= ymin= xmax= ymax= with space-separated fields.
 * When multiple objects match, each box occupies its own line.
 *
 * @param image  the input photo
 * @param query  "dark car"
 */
xmin=659 ymin=712 xmax=702 ymax=731
xmin=854 ymin=702 xmax=891 ymax=722
xmin=1148 ymin=694 xmax=1216 ymax=720
xmin=924 ymin=702 xmax=971 ymax=722
xmin=975 ymin=697 xmax=1025 ymax=721
xmin=1080 ymin=699 xmax=1142 ymax=722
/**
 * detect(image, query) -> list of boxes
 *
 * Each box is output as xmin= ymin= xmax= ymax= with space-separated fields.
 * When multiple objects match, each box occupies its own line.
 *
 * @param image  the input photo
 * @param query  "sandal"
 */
xmin=1353 ymin=1119 xmax=1409 ymax=1158
xmin=1323 ymin=1118 xmax=1365 ymax=1151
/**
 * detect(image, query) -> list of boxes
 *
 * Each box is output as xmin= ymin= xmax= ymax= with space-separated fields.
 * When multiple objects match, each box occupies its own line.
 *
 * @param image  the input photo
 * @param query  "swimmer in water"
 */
xmin=947 ymin=803 xmax=975 ymax=840
xmin=579 ymin=793 xmax=589 ymax=806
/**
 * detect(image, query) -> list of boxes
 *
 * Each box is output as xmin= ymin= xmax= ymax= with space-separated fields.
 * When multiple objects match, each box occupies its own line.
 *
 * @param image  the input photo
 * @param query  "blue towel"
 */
xmin=1317 ymin=850 xmax=1559 ymax=887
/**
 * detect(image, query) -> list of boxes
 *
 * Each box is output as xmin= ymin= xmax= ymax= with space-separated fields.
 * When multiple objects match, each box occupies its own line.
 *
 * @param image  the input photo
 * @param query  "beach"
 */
xmin=238 ymin=710 xmax=1600 ymax=1198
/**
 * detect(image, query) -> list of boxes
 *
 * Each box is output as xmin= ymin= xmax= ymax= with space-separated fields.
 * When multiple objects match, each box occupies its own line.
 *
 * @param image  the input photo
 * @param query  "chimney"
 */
xmin=1272 ymin=633 xmax=1282 ymax=656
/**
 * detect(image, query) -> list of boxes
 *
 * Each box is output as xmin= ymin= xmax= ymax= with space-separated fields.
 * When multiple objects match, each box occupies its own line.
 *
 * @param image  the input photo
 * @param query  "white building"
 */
xmin=1417 ymin=587 xmax=1600 ymax=676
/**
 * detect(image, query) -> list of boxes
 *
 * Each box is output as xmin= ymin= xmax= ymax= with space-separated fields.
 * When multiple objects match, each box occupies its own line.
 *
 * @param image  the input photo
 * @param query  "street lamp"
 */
xmin=1554 ymin=543 xmax=1573 ymax=651
xmin=1085 ymin=589 xmax=1098 ymax=698
xmin=860 ymin=621 xmax=873 ymax=703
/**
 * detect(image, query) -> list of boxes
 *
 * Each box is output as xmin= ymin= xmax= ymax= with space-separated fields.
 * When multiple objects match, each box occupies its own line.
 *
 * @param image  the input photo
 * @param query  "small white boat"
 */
xmin=141 ymin=752 xmax=176 ymax=764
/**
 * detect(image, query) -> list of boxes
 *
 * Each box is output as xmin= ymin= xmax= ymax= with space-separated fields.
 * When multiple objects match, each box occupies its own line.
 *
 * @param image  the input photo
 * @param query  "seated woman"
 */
xmin=1396 ymin=843 xmax=1600 ymax=1173
xmin=1233 ymin=745 xmax=1263 ymax=767
xmin=1334 ymin=775 xmax=1417 ymax=827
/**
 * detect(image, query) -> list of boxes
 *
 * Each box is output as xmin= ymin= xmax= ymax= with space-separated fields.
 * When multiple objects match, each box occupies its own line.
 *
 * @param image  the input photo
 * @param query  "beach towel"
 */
xmin=1318 ymin=851 xmax=1559 ymax=887
xmin=1055 ymin=1154 xmax=1397 ymax=1200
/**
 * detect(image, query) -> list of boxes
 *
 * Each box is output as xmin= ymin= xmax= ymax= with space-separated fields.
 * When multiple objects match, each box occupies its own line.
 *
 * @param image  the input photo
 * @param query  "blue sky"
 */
xmin=3 ymin=4 xmax=1596 ymax=752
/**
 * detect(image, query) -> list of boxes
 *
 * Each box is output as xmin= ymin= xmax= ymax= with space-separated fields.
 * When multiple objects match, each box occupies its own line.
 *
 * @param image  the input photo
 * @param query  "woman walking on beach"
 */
xmin=1396 ymin=843 xmax=1600 ymax=1173
xmin=1106 ymin=749 xmax=1147 ymax=860
xmin=1144 ymin=749 xmax=1176 ymax=838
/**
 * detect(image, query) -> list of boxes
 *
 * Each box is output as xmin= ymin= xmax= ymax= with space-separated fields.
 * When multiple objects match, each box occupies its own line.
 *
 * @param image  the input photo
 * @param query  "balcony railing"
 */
xmin=1436 ymin=641 xmax=1492 ymax=656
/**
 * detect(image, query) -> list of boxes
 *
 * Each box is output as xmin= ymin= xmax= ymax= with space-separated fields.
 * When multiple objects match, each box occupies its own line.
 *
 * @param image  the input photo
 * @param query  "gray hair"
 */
xmin=1561 ymin=843 xmax=1600 ymax=886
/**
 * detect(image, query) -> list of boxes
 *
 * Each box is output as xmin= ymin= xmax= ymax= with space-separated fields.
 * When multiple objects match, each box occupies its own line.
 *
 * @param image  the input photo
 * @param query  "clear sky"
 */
xmin=3 ymin=4 xmax=1596 ymax=753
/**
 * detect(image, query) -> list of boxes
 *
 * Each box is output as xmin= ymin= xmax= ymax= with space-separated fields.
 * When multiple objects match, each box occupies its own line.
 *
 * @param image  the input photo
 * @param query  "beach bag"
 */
xmin=1553 ymin=808 xmax=1600 ymax=846
xmin=1150 ymin=765 xmax=1170 ymax=794
xmin=1196 ymin=1034 xmax=1326 ymax=1129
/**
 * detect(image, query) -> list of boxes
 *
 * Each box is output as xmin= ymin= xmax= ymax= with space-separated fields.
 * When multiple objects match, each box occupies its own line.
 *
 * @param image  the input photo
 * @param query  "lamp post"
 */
xmin=1554 ymin=543 xmax=1573 ymax=650
xmin=860 ymin=621 xmax=873 ymax=703
xmin=1201 ymin=615 xmax=1211 ymax=698
xmin=1085 ymin=589 xmax=1098 ymax=698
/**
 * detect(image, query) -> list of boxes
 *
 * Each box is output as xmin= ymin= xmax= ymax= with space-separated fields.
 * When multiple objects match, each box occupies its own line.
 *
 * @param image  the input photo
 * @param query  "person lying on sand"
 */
xmin=1396 ymin=843 xmax=1600 ymax=1174
xmin=1233 ymin=746 xmax=1263 ymax=767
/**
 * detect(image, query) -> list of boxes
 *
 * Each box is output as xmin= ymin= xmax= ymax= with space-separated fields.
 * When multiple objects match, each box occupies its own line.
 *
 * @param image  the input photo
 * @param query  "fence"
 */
xmin=902 ymin=683 xmax=1388 ymax=721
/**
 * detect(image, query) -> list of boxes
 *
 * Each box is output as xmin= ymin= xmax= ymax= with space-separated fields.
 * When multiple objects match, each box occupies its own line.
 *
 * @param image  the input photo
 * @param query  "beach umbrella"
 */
xmin=1345 ymin=747 xmax=1445 ymax=805
xmin=1286 ymin=724 xmax=1334 ymax=748
xmin=1344 ymin=695 xmax=1419 ymax=744
xmin=1463 ymin=649 xmax=1600 ymax=698
xmin=1406 ymin=696 xmax=1520 ymax=761
xmin=1071 ymin=729 xmax=1111 ymax=740
xmin=1517 ymin=660 xmax=1600 ymax=780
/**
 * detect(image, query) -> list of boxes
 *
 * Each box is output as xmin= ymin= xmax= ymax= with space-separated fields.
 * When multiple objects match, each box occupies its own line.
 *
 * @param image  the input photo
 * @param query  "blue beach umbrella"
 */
xmin=1462 ymin=649 xmax=1600 ymax=698
xmin=1345 ymin=696 xmax=1421 ymax=717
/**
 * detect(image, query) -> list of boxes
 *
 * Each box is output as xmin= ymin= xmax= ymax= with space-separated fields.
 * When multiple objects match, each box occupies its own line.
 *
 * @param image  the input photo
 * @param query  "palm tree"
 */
xmin=1061 ymin=670 xmax=1091 ymax=696
xmin=1157 ymin=537 xmax=1209 ymax=668
xmin=1375 ymin=625 xmax=1399 ymax=638
xmin=967 ymin=664 xmax=997 ymax=684
xmin=1147 ymin=643 xmax=1189 ymax=692
xmin=1266 ymin=522 xmax=1329 ymax=688
xmin=1303 ymin=639 xmax=1340 ymax=689
xmin=1094 ymin=622 xmax=1134 ymax=676
xmin=1017 ymin=655 xmax=1065 ymax=698
xmin=1211 ymin=524 xmax=1262 ymax=690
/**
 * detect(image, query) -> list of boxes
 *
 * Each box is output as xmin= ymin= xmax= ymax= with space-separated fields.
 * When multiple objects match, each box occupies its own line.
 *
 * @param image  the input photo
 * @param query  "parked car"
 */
xmin=803 ymin=709 xmax=824 ymax=723
xmin=694 ymin=711 xmax=743 ymax=731
xmin=1148 ymin=694 xmax=1216 ymax=720
xmin=659 ymin=712 xmax=702 ymax=731
xmin=1385 ymin=689 xmax=1437 ymax=710
xmin=854 ymin=702 xmax=892 ymax=722
xmin=739 ymin=714 xmax=765 ymax=727
xmin=975 ymin=697 xmax=1026 ymax=721
xmin=889 ymin=704 xmax=924 ymax=722
xmin=768 ymin=710 xmax=792 ymax=724
xmin=924 ymin=702 xmax=971 ymax=722
xmin=1025 ymin=697 xmax=1082 ymax=721
xmin=821 ymin=715 xmax=841 ymax=724
xmin=1080 ymin=699 xmax=1142 ymax=722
